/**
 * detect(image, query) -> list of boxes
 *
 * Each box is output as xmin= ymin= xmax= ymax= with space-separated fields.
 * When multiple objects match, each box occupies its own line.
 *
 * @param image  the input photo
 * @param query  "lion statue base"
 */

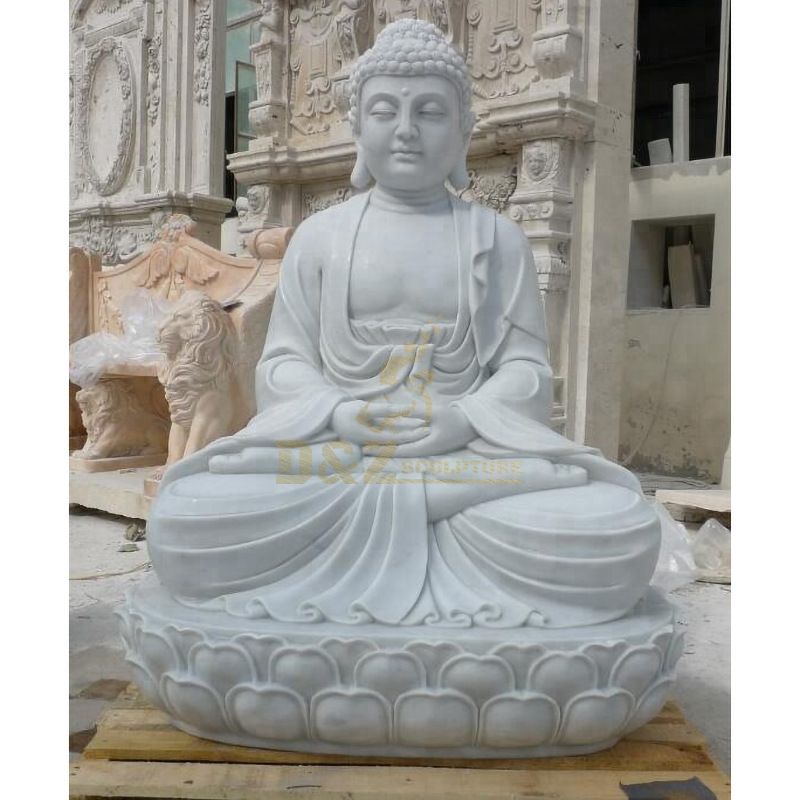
xmin=74 ymin=378 xmax=170 ymax=462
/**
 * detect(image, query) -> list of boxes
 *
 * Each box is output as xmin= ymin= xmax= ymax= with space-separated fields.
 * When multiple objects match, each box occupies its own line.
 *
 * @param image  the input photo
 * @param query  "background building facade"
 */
xmin=69 ymin=0 xmax=731 ymax=480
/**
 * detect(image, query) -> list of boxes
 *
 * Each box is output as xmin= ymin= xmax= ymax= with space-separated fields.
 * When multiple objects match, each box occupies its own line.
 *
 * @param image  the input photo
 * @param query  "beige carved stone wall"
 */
xmin=69 ymin=0 xmax=231 ymax=267
xmin=229 ymin=0 xmax=636 ymax=451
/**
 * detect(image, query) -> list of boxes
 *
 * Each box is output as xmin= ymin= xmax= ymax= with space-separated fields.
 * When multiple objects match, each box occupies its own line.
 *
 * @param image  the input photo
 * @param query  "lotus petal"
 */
xmin=189 ymin=642 xmax=255 ymax=698
xmin=489 ymin=644 xmax=546 ymax=691
xmin=320 ymin=638 xmax=377 ymax=686
xmin=354 ymin=651 xmax=425 ymax=702
xmin=125 ymin=655 xmax=162 ymax=708
xmin=115 ymin=610 xmax=135 ymax=652
xmin=648 ymin=629 xmax=675 ymax=668
xmin=403 ymin=641 xmax=461 ymax=685
xmin=312 ymin=689 xmax=390 ymax=745
xmin=139 ymin=629 xmax=178 ymax=678
xmin=479 ymin=693 xmax=559 ymax=747
xmin=610 ymin=645 xmax=662 ymax=700
xmin=440 ymin=655 xmax=514 ymax=708
xmin=269 ymin=647 xmax=339 ymax=701
xmin=527 ymin=652 xmax=598 ymax=708
xmin=665 ymin=630 xmax=686 ymax=672
xmin=395 ymin=691 xmax=478 ymax=748
xmin=621 ymin=677 xmax=675 ymax=735
xmin=579 ymin=642 xmax=628 ymax=687
xmin=161 ymin=673 xmax=228 ymax=732
xmin=232 ymin=635 xmax=286 ymax=682
xmin=163 ymin=626 xmax=204 ymax=669
xmin=227 ymin=685 xmax=307 ymax=741
xmin=558 ymin=689 xmax=635 ymax=746
xmin=122 ymin=609 xmax=145 ymax=649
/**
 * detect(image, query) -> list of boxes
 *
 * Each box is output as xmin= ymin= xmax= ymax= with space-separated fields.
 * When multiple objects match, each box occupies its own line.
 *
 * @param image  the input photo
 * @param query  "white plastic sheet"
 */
xmin=692 ymin=518 xmax=731 ymax=574
xmin=650 ymin=498 xmax=696 ymax=593
xmin=69 ymin=288 xmax=173 ymax=387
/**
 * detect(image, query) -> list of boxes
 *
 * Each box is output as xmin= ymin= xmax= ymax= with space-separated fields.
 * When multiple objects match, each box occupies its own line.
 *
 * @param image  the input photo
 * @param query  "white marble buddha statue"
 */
xmin=123 ymin=20 xmax=683 ymax=757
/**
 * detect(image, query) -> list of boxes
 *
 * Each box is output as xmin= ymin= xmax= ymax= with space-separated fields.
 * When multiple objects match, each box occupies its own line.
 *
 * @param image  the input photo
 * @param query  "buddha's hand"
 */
xmin=209 ymin=442 xmax=362 ymax=475
xmin=332 ymin=399 xmax=430 ymax=446
xmin=369 ymin=404 xmax=474 ymax=457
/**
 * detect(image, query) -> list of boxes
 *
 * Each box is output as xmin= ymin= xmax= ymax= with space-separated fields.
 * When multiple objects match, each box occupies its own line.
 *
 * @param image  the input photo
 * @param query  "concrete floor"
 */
xmin=69 ymin=507 xmax=731 ymax=773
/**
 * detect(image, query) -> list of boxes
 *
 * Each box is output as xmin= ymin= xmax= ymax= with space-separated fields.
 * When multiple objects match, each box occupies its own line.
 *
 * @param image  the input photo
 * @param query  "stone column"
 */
xmin=509 ymin=139 xmax=575 ymax=433
xmin=249 ymin=0 xmax=289 ymax=151
xmin=566 ymin=0 xmax=637 ymax=455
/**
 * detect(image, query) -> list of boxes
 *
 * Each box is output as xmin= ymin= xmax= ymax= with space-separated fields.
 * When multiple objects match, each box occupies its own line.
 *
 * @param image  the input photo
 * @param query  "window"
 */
xmin=633 ymin=0 xmax=731 ymax=165
xmin=627 ymin=216 xmax=715 ymax=309
xmin=224 ymin=1 xmax=261 ymax=211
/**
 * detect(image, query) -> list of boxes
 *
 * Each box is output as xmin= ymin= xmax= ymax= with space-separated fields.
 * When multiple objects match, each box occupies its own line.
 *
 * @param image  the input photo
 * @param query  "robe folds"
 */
xmin=149 ymin=191 xmax=661 ymax=629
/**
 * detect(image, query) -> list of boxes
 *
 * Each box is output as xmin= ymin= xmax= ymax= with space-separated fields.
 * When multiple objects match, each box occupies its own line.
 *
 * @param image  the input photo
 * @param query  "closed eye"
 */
xmin=418 ymin=102 xmax=446 ymax=117
xmin=369 ymin=101 xmax=397 ymax=118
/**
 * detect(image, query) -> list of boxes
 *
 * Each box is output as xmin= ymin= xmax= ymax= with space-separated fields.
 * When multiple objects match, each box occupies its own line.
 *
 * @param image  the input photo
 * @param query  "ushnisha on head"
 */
xmin=347 ymin=19 xmax=475 ymax=192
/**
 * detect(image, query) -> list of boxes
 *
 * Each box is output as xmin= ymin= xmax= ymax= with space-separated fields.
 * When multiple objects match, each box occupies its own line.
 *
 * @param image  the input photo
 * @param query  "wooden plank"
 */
xmin=87 ymin=710 xmax=707 ymax=759
xmin=70 ymin=760 xmax=731 ymax=800
xmin=84 ymin=725 xmax=713 ymax=772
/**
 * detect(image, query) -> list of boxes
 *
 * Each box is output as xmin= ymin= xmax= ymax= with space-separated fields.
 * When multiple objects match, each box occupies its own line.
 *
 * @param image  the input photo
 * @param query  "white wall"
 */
xmin=619 ymin=157 xmax=730 ymax=480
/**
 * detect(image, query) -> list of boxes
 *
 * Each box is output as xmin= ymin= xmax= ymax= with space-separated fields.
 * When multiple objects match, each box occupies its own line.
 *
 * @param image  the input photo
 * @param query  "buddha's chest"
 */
xmin=348 ymin=209 xmax=459 ymax=320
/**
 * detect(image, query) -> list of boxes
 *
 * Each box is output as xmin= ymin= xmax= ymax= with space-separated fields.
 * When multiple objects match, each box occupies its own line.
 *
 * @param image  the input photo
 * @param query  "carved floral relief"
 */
xmin=459 ymin=163 xmax=517 ymax=212
xmin=194 ymin=0 xmax=212 ymax=105
xmin=146 ymin=33 xmax=161 ymax=124
xmin=302 ymin=186 xmax=352 ymax=218
xmin=70 ymin=211 xmax=171 ymax=268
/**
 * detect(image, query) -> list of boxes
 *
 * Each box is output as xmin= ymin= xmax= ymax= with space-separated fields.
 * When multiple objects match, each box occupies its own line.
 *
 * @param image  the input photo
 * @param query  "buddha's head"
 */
xmin=347 ymin=19 xmax=475 ymax=193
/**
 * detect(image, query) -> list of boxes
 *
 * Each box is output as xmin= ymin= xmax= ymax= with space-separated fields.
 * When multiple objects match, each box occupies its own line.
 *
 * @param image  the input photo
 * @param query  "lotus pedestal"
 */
xmin=118 ymin=582 xmax=684 ymax=758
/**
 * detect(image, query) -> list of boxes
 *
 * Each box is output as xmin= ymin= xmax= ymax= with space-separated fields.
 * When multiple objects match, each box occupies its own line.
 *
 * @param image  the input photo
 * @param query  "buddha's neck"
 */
xmin=370 ymin=184 xmax=450 ymax=214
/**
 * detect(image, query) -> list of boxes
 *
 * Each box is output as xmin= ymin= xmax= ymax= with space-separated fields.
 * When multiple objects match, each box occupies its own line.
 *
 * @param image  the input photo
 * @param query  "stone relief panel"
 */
xmin=76 ymin=37 xmax=137 ymax=197
xmin=457 ymin=156 xmax=517 ymax=213
xmin=465 ymin=0 xmax=543 ymax=99
xmin=375 ymin=0 xmax=466 ymax=48
xmin=288 ymin=1 xmax=371 ymax=140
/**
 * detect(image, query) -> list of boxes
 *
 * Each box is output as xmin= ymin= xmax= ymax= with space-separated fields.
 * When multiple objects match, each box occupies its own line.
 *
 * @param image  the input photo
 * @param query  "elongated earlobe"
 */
xmin=350 ymin=146 xmax=374 ymax=190
xmin=447 ymin=142 xmax=471 ymax=191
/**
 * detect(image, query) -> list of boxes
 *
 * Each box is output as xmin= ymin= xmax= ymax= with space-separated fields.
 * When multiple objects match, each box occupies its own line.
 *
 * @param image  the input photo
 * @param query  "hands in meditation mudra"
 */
xmin=123 ymin=21 xmax=682 ymax=757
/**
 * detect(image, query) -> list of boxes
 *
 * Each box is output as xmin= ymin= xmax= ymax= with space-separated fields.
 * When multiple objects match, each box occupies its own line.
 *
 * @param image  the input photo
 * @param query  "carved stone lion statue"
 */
xmin=153 ymin=290 xmax=248 ymax=479
xmin=75 ymin=378 xmax=169 ymax=459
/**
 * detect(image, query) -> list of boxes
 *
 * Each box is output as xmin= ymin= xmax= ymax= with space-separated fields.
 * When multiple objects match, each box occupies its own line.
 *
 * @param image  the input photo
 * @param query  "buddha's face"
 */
xmin=357 ymin=74 xmax=464 ymax=192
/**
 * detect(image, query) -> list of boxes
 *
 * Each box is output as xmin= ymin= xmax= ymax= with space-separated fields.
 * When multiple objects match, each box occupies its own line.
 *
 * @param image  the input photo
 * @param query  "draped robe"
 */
xmin=148 ymin=192 xmax=660 ymax=629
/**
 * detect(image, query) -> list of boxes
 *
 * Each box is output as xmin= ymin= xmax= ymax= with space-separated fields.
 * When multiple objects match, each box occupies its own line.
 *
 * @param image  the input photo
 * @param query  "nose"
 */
xmin=395 ymin=106 xmax=417 ymax=141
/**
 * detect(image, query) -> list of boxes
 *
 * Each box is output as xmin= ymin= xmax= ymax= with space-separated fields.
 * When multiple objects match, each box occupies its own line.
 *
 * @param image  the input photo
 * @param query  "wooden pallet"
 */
xmin=70 ymin=686 xmax=730 ymax=800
